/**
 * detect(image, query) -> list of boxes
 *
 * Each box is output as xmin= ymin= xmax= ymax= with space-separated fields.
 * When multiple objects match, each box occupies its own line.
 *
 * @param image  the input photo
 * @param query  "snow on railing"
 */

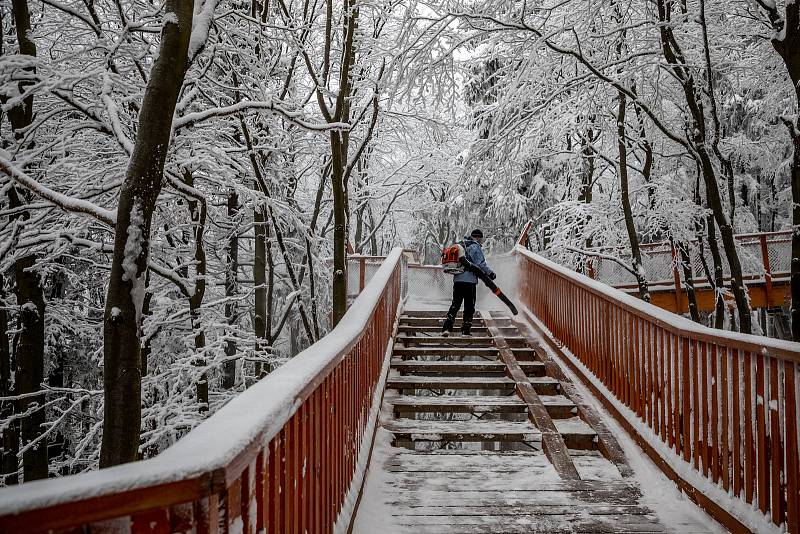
xmin=0 ymin=248 xmax=405 ymax=534
xmin=515 ymin=246 xmax=799 ymax=532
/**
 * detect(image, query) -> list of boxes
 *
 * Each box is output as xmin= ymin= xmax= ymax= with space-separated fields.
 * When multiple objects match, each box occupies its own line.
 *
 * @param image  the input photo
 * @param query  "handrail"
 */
xmin=0 ymin=248 xmax=405 ymax=534
xmin=514 ymin=246 xmax=800 ymax=531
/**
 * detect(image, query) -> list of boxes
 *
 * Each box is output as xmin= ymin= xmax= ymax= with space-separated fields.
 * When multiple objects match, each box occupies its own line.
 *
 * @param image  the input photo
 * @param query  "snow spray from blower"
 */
xmin=460 ymin=257 xmax=518 ymax=315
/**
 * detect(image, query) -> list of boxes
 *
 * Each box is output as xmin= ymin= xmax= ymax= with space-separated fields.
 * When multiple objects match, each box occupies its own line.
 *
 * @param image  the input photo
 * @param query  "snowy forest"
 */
xmin=1 ymin=0 xmax=799 ymax=485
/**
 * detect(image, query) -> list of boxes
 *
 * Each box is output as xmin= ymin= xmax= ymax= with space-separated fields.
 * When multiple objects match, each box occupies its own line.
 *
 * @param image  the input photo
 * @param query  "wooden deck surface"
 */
xmin=352 ymin=308 xmax=718 ymax=533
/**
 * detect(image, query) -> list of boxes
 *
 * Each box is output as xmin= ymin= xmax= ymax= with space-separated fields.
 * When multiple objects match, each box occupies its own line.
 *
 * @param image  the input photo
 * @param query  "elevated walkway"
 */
xmin=353 ymin=308 xmax=714 ymax=533
xmin=0 ymin=246 xmax=796 ymax=534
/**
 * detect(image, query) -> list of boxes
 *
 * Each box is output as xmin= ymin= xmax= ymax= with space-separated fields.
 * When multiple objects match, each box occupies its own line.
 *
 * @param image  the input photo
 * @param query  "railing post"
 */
xmin=587 ymin=257 xmax=596 ymax=280
xmin=517 ymin=220 xmax=533 ymax=248
xmin=760 ymin=234 xmax=773 ymax=305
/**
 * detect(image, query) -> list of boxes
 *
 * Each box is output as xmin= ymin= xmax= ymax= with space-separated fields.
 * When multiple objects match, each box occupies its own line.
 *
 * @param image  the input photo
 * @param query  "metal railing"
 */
xmin=0 ymin=249 xmax=405 ymax=534
xmin=515 ymin=246 xmax=800 ymax=531
xmin=549 ymin=231 xmax=792 ymax=293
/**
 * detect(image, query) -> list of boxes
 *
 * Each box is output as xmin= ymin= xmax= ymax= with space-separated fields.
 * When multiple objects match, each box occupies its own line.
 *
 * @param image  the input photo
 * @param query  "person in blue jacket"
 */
xmin=442 ymin=229 xmax=495 ymax=336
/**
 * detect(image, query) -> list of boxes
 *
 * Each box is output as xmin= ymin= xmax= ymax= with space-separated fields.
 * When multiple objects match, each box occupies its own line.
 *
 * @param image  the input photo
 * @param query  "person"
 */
xmin=442 ymin=229 xmax=495 ymax=336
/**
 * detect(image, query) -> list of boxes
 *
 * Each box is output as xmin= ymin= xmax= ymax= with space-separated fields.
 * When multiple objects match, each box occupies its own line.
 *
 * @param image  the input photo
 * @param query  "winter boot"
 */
xmin=460 ymin=321 xmax=472 ymax=337
xmin=442 ymin=314 xmax=455 ymax=337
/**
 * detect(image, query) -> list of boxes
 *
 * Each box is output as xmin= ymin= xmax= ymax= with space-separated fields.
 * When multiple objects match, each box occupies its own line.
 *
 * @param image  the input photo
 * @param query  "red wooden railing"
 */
xmin=515 ymin=246 xmax=800 ymax=532
xmin=0 ymin=248 xmax=405 ymax=534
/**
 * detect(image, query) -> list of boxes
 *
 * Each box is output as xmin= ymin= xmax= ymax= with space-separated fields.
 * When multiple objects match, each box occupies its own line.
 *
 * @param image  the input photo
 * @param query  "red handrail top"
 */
xmin=0 ymin=248 xmax=405 ymax=521
xmin=515 ymin=246 xmax=800 ymax=363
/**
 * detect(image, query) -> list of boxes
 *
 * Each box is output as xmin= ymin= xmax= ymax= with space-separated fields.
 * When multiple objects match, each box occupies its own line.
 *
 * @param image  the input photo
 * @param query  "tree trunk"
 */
xmin=223 ymin=191 xmax=239 ymax=389
xmin=578 ymin=121 xmax=596 ymax=250
xmin=676 ymin=241 xmax=700 ymax=322
xmin=704 ymin=215 xmax=726 ymax=330
xmin=656 ymin=0 xmax=751 ymax=333
xmin=15 ymin=256 xmax=47 ymax=481
xmin=253 ymin=202 xmax=268 ymax=375
xmin=185 ymin=171 xmax=208 ymax=411
xmin=767 ymin=2 xmax=800 ymax=339
xmin=6 ymin=0 xmax=46 ymax=482
xmin=0 ymin=275 xmax=19 ymax=484
xmin=330 ymin=131 xmax=349 ymax=324
xmin=100 ymin=0 xmax=193 ymax=468
xmin=616 ymin=92 xmax=650 ymax=302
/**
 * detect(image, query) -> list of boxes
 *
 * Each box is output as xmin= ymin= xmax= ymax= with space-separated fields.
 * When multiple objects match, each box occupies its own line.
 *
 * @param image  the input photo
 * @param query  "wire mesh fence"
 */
xmin=544 ymin=231 xmax=792 ymax=289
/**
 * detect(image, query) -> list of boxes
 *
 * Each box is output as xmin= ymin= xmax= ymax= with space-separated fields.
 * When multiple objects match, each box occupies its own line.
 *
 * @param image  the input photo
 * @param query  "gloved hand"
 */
xmin=489 ymin=272 xmax=497 ymax=280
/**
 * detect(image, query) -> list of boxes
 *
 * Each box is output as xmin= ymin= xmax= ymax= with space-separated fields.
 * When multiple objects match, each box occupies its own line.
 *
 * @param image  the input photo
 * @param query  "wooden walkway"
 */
xmin=353 ymin=309 xmax=716 ymax=533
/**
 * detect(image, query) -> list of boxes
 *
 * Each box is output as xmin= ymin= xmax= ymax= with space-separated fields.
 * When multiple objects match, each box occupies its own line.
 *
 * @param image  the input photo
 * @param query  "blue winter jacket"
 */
xmin=453 ymin=236 xmax=494 ymax=284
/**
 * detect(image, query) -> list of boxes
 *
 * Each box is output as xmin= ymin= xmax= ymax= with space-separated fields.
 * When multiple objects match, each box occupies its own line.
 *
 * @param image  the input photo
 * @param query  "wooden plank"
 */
xmin=755 ymin=352 xmax=768 ymax=512
xmin=386 ymin=376 xmax=560 ymax=395
xmin=392 ymin=346 xmax=537 ymax=358
xmin=390 ymin=360 xmax=545 ymax=376
xmin=483 ymin=313 xmax=580 ymax=480
xmin=785 ymin=362 xmax=799 ymax=534
xmin=397 ymin=335 xmax=497 ymax=346
xmin=515 ymin=317 xmax=633 ymax=478
xmin=384 ymin=420 xmax=541 ymax=443
xmin=519 ymin=307 xmax=751 ymax=533
xmin=769 ymin=356 xmax=783 ymax=526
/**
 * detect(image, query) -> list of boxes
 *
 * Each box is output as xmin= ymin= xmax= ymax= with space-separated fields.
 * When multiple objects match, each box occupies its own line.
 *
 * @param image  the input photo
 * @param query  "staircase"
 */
xmin=353 ymin=308 xmax=715 ymax=533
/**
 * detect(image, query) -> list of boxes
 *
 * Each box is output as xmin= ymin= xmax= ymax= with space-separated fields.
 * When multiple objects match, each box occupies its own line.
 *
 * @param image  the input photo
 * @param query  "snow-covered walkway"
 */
xmin=352 ymin=306 xmax=722 ymax=533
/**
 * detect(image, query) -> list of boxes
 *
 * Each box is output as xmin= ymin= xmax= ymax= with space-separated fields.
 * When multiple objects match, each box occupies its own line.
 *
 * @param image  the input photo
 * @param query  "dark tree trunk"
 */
xmin=766 ymin=2 xmax=800 ymax=340
xmin=327 ymin=0 xmax=359 ymax=325
xmin=140 ymin=274 xmax=153 ymax=375
xmin=578 ymin=121 xmax=596 ymax=250
xmin=656 ymin=0 xmax=751 ymax=333
xmin=6 ymin=0 xmax=46 ymax=482
xmin=184 ymin=171 xmax=208 ymax=411
xmin=100 ymin=0 xmax=193 ymax=468
xmin=223 ymin=191 xmax=239 ymax=389
xmin=0 ymin=275 xmax=19 ymax=484
xmin=705 ymin=215 xmax=727 ymax=330
xmin=330 ymin=131 xmax=349 ymax=324
xmin=617 ymin=92 xmax=650 ymax=302
xmin=15 ymin=256 xmax=47 ymax=481
xmin=253 ymin=203 xmax=268 ymax=374
xmin=676 ymin=241 xmax=700 ymax=322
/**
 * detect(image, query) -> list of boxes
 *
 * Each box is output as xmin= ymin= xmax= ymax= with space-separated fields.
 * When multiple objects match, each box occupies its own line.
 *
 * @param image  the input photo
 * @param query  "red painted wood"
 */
xmin=732 ymin=351 xmax=743 ymax=498
xmin=785 ymin=363 xmax=799 ymax=533
xmin=659 ymin=330 xmax=667 ymax=442
xmin=681 ymin=338 xmax=691 ymax=462
xmin=769 ymin=357 xmax=783 ymax=526
xmin=744 ymin=352 xmax=755 ymax=504
xmin=710 ymin=344 xmax=719 ymax=482
xmin=720 ymin=347 xmax=730 ymax=492
xmin=515 ymin=248 xmax=800 ymax=529
xmin=700 ymin=343 xmax=709 ymax=476
xmin=131 ymin=508 xmax=169 ymax=534
xmin=692 ymin=340 xmax=701 ymax=470
xmin=756 ymin=354 xmax=769 ymax=513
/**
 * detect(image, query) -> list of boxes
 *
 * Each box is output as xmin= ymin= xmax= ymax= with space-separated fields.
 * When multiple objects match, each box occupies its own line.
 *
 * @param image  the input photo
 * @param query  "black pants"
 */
xmin=446 ymin=282 xmax=477 ymax=328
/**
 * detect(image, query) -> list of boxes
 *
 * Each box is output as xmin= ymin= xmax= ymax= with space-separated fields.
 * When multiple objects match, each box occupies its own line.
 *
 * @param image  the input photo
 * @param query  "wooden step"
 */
xmin=554 ymin=417 xmax=598 ymax=450
xmin=404 ymin=310 xmax=512 ymax=321
xmin=398 ymin=325 xmax=519 ymax=335
xmin=390 ymin=360 xmax=545 ymax=376
xmin=384 ymin=420 xmax=541 ymax=443
xmin=537 ymin=395 xmax=579 ymax=419
xmin=388 ymin=395 xmax=526 ymax=414
xmin=393 ymin=347 xmax=537 ymax=359
xmin=396 ymin=335 xmax=496 ymax=346
xmin=399 ymin=317 xmax=488 ymax=328
xmin=386 ymin=376 xmax=560 ymax=395
xmin=396 ymin=335 xmax=529 ymax=348
xmin=388 ymin=395 xmax=575 ymax=418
